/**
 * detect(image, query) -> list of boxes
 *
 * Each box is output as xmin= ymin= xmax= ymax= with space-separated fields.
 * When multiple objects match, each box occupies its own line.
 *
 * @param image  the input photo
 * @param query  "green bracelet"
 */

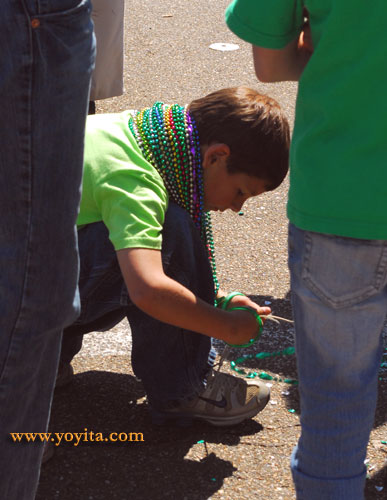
xmin=217 ymin=291 xmax=246 ymax=309
xmin=217 ymin=292 xmax=263 ymax=348
xmin=226 ymin=306 xmax=263 ymax=348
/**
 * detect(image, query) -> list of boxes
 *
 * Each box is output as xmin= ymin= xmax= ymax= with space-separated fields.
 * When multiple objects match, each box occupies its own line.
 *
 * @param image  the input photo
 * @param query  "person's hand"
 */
xmin=227 ymin=294 xmax=271 ymax=321
xmin=217 ymin=294 xmax=271 ymax=346
xmin=222 ymin=308 xmax=262 ymax=346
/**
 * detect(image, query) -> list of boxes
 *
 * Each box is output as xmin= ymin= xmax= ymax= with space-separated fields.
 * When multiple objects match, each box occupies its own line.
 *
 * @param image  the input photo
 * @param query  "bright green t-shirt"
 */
xmin=77 ymin=111 xmax=168 ymax=250
xmin=226 ymin=0 xmax=387 ymax=239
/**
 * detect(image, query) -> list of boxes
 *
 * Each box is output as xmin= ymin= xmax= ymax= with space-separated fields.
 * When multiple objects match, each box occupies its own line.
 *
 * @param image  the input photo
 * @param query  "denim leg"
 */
xmin=130 ymin=203 xmax=214 ymax=408
xmin=61 ymin=222 xmax=130 ymax=363
xmin=288 ymin=223 xmax=387 ymax=500
xmin=61 ymin=204 xmax=214 ymax=409
xmin=0 ymin=2 xmax=94 ymax=499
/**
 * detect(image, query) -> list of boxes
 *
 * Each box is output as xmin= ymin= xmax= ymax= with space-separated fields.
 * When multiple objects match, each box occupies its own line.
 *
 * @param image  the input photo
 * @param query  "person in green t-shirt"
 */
xmin=226 ymin=2 xmax=387 ymax=498
xmin=59 ymin=86 xmax=290 ymax=427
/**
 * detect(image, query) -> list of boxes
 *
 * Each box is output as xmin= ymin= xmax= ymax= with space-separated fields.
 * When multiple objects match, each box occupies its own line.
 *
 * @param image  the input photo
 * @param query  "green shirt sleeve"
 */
xmin=95 ymin=162 xmax=168 ymax=251
xmin=78 ymin=111 xmax=168 ymax=251
xmin=225 ymin=0 xmax=304 ymax=49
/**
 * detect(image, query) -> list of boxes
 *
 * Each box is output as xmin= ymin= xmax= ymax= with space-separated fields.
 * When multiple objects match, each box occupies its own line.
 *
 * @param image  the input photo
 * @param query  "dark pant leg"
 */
xmin=61 ymin=203 xmax=215 ymax=408
xmin=130 ymin=203 xmax=215 ymax=409
xmin=60 ymin=222 xmax=130 ymax=362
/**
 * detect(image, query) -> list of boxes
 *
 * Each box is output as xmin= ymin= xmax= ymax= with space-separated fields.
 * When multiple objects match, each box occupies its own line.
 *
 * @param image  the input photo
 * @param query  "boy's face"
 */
xmin=202 ymin=144 xmax=267 ymax=212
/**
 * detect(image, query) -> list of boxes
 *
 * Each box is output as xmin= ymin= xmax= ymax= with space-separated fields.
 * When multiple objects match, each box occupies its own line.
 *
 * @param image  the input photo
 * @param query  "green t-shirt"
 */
xmin=226 ymin=0 xmax=387 ymax=239
xmin=77 ymin=111 xmax=168 ymax=250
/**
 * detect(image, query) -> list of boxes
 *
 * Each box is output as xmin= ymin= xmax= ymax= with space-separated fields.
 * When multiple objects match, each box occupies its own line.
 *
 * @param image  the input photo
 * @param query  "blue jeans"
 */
xmin=288 ymin=223 xmax=387 ymax=499
xmin=0 ymin=1 xmax=94 ymax=498
xmin=61 ymin=203 xmax=214 ymax=409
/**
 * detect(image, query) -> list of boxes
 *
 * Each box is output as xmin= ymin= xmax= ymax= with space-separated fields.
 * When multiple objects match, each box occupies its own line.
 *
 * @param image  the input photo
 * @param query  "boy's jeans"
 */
xmin=288 ymin=223 xmax=387 ymax=500
xmin=61 ymin=203 xmax=215 ymax=408
xmin=0 ymin=1 xmax=94 ymax=499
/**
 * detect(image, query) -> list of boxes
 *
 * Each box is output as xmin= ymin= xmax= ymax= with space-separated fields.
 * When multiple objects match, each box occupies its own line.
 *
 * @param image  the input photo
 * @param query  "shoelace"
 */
xmin=215 ymin=345 xmax=231 ymax=373
xmin=207 ymin=355 xmax=240 ymax=392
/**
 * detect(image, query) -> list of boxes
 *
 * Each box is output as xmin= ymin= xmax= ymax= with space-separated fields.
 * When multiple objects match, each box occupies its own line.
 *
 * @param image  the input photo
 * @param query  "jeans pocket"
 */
xmin=301 ymin=231 xmax=387 ymax=309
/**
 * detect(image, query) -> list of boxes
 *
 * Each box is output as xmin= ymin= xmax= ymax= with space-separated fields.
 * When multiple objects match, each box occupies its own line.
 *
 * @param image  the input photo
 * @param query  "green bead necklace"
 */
xmin=128 ymin=102 xmax=219 ymax=293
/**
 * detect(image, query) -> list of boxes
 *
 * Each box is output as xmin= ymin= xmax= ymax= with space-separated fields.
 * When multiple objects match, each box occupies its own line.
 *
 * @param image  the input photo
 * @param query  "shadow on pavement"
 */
xmin=37 ymin=370 xmax=264 ymax=500
xmin=37 ymin=293 xmax=387 ymax=499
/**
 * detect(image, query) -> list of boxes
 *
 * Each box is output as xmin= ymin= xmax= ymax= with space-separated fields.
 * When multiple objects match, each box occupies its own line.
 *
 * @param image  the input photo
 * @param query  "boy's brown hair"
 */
xmin=188 ymin=86 xmax=290 ymax=191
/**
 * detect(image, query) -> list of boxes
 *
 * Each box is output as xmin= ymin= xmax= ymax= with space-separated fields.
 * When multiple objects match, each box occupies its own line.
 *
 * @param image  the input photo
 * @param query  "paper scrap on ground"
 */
xmin=209 ymin=43 xmax=239 ymax=51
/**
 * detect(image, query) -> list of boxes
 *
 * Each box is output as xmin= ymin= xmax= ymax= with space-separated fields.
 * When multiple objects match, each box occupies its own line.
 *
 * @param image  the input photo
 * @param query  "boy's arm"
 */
xmin=117 ymin=247 xmax=269 ymax=345
xmin=252 ymin=22 xmax=313 ymax=82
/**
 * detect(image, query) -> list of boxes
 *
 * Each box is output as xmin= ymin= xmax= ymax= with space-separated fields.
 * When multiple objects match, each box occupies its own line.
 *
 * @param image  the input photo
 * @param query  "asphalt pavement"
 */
xmin=36 ymin=1 xmax=387 ymax=499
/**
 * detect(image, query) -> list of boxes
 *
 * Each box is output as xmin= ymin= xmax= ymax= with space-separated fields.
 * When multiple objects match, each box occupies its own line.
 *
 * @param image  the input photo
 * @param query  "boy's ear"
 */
xmin=202 ymin=143 xmax=230 ymax=168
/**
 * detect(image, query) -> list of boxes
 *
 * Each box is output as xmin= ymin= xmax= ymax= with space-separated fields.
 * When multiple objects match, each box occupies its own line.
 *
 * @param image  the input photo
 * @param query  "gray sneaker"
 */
xmin=151 ymin=370 xmax=270 ymax=426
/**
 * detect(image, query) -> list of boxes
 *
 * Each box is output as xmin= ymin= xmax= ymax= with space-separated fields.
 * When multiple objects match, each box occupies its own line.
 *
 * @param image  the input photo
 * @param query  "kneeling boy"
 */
xmin=60 ymin=86 xmax=290 ymax=426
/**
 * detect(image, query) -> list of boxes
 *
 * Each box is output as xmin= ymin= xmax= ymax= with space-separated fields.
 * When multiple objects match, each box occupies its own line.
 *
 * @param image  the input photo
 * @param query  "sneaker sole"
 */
xmin=151 ymin=394 xmax=269 ymax=427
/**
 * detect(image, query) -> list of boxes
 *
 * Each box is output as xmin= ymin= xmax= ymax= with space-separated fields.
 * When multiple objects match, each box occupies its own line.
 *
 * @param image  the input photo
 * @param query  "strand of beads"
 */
xmin=186 ymin=107 xmax=204 ymax=228
xmin=230 ymin=347 xmax=298 ymax=384
xmin=129 ymin=103 xmax=219 ymax=294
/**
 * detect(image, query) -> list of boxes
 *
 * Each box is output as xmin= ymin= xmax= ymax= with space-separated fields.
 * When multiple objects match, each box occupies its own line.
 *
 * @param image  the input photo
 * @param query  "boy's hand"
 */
xmin=226 ymin=294 xmax=271 ymax=321
xmin=219 ymin=295 xmax=271 ymax=345
xmin=224 ymin=308 xmax=263 ymax=346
